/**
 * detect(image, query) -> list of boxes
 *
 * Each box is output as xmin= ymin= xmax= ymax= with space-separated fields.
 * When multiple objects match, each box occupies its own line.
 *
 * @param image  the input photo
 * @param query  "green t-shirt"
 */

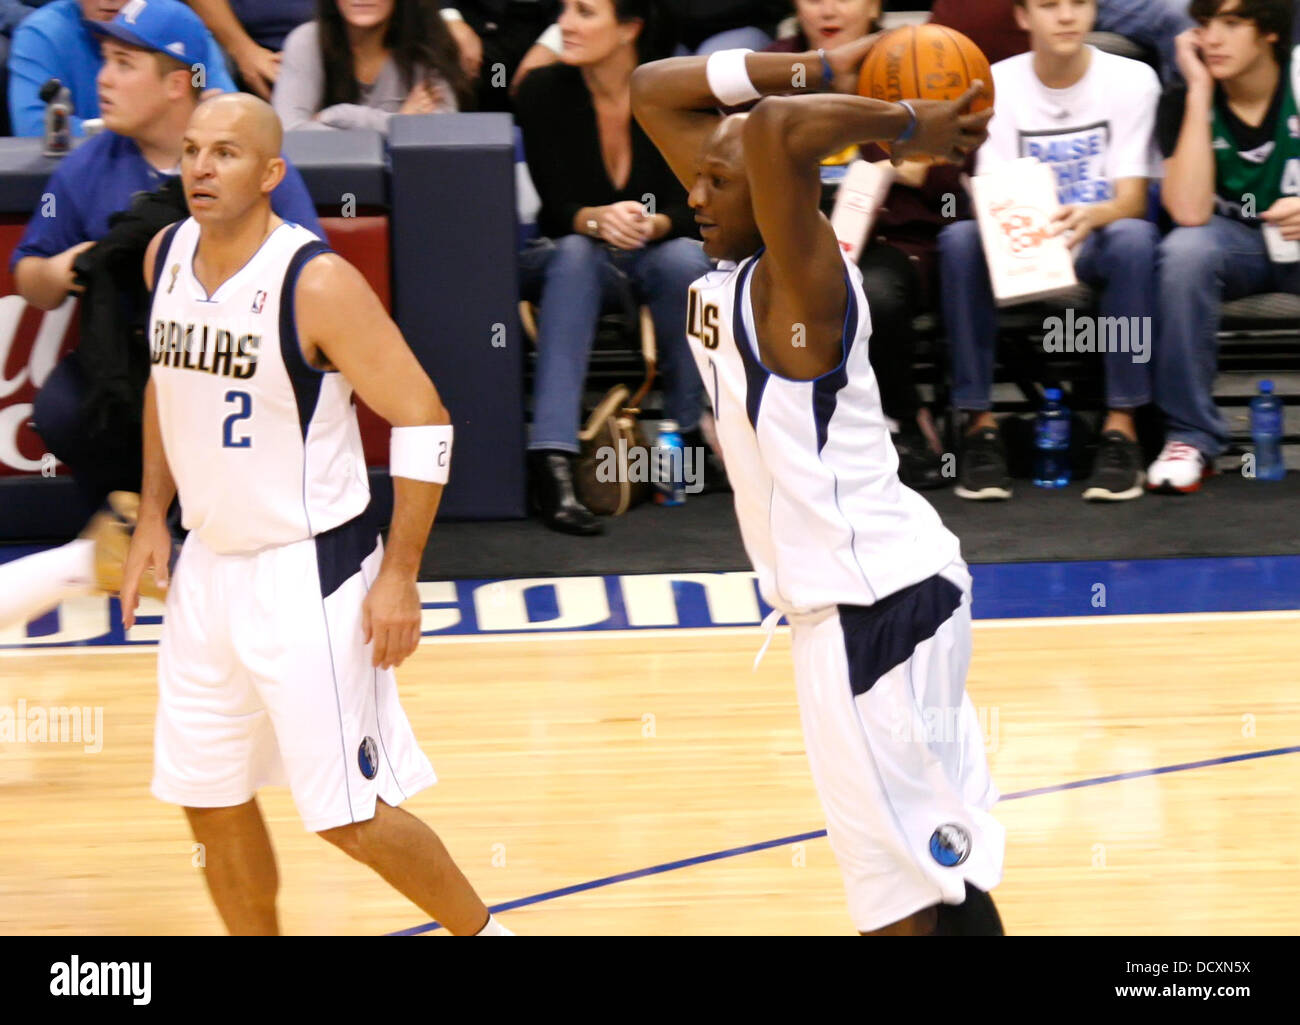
xmin=1157 ymin=45 xmax=1300 ymax=223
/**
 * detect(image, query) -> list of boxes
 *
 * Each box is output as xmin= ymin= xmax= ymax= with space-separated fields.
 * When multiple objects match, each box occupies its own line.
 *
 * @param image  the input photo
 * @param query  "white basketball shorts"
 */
xmin=152 ymin=513 xmax=437 ymax=831
xmin=788 ymin=560 xmax=1004 ymax=932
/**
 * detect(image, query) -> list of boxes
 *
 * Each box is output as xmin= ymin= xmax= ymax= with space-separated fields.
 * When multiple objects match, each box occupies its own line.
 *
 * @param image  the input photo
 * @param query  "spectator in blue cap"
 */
xmin=10 ymin=0 xmax=320 ymax=525
xmin=13 ymin=0 xmax=320 ymax=305
xmin=8 ymin=0 xmax=236 ymax=137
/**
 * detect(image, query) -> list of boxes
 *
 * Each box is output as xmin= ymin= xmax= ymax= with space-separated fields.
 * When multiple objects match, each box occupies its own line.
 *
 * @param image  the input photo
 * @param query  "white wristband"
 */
xmin=706 ymin=48 xmax=760 ymax=107
xmin=390 ymin=424 xmax=453 ymax=484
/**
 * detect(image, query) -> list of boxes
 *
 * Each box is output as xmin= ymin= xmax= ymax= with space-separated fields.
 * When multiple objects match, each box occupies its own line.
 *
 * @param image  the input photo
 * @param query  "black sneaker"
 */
xmin=954 ymin=426 xmax=1011 ymax=500
xmin=1082 ymin=429 xmax=1144 ymax=501
xmin=893 ymin=429 xmax=945 ymax=490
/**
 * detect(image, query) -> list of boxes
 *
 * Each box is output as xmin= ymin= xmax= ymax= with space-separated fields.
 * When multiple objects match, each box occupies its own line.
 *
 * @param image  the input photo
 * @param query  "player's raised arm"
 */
xmin=744 ymin=83 xmax=991 ymax=364
xmin=630 ymin=35 xmax=879 ymax=191
xmin=295 ymin=254 xmax=451 ymax=670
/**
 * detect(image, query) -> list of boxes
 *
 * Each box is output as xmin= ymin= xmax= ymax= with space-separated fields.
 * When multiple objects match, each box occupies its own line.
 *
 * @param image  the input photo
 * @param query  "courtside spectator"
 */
xmin=1149 ymin=0 xmax=1299 ymax=491
xmin=185 ymin=0 xmax=314 ymax=98
xmin=8 ymin=0 xmax=235 ymax=138
xmin=0 ymin=1 xmax=43 ymax=135
xmin=768 ymin=0 xmax=955 ymax=489
xmin=11 ymin=0 xmax=320 ymax=503
xmin=505 ymin=0 xmax=787 ymax=99
xmin=940 ymin=0 xmax=1161 ymax=502
xmin=440 ymin=1 xmax=559 ymax=111
xmin=515 ymin=0 xmax=710 ymax=536
xmin=274 ymin=0 xmax=471 ymax=131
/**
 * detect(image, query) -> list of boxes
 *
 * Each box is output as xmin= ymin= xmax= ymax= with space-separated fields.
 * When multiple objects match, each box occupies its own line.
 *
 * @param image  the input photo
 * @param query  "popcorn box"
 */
xmin=971 ymin=157 xmax=1079 ymax=307
xmin=829 ymin=159 xmax=895 ymax=263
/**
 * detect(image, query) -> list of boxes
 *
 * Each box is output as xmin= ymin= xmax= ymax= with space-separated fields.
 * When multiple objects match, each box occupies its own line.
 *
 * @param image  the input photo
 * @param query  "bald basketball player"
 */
xmin=121 ymin=94 xmax=508 ymax=936
xmin=631 ymin=42 xmax=1005 ymax=934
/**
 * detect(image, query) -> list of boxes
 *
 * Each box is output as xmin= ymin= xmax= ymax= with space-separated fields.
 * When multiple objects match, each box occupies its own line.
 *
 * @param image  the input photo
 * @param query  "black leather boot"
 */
xmin=528 ymin=451 xmax=603 ymax=536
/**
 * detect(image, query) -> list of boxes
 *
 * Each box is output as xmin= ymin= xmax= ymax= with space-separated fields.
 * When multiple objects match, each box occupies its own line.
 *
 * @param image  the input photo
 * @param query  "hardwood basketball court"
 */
xmin=2 ymin=607 xmax=1296 ymax=935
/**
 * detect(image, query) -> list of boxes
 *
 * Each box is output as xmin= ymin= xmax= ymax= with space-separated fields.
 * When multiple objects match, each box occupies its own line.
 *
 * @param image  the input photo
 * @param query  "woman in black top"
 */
xmin=515 ymin=0 xmax=713 ymax=536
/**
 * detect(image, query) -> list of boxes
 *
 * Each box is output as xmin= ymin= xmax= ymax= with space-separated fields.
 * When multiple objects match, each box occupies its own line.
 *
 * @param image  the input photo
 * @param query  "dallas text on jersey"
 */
xmin=150 ymin=320 xmax=260 ymax=379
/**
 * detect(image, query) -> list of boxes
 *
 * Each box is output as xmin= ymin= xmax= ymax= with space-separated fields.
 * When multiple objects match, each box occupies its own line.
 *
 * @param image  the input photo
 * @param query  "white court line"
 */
xmin=2 ymin=607 xmax=1298 ymax=657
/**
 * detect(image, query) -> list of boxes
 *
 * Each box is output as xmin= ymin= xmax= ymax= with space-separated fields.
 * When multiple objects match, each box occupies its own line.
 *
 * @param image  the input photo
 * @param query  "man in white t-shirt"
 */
xmin=939 ymin=0 xmax=1162 ymax=503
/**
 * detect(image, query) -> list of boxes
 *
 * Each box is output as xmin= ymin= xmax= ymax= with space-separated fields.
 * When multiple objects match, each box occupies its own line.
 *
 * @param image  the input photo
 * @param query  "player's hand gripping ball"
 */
xmin=858 ymin=24 xmax=995 ymax=164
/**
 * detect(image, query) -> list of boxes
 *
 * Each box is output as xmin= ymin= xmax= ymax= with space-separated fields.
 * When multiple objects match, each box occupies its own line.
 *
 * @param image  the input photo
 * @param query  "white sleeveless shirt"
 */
xmin=685 ymin=249 xmax=961 ymax=614
xmin=148 ymin=217 xmax=370 ymax=555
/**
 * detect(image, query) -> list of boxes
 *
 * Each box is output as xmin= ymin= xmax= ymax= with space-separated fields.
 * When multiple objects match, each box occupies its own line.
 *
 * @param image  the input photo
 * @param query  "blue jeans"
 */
xmin=1096 ymin=0 xmax=1195 ymax=83
xmin=519 ymin=234 xmax=712 ymax=453
xmin=939 ymin=218 xmax=1158 ymax=412
xmin=1156 ymin=216 xmax=1300 ymax=457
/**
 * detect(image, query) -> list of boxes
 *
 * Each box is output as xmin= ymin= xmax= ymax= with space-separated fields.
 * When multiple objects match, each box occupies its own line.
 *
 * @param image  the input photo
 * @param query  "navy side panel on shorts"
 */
xmin=838 ymin=574 xmax=963 ymax=697
xmin=314 ymin=507 xmax=380 ymax=599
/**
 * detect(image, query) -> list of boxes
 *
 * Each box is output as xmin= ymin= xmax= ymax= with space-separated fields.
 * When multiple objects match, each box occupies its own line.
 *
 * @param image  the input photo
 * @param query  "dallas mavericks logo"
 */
xmin=358 ymin=737 xmax=378 ymax=780
xmin=929 ymin=823 xmax=972 ymax=867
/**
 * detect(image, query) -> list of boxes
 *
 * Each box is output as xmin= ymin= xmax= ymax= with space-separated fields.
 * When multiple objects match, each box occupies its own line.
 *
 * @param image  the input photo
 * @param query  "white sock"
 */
xmin=474 ymin=914 xmax=513 ymax=936
xmin=0 ymin=539 xmax=96 ymax=631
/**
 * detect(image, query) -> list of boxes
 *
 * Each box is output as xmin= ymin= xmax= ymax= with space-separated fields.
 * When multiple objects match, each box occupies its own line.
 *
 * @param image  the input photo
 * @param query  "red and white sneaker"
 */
xmin=1146 ymin=442 xmax=1212 ymax=494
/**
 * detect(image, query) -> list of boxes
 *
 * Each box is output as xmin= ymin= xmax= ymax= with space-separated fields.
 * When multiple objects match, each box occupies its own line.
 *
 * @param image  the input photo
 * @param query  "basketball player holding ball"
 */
xmin=632 ymin=35 xmax=1005 ymax=935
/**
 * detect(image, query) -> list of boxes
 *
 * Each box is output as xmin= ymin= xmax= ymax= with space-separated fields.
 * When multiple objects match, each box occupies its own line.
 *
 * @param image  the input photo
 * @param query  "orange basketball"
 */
xmin=858 ymin=24 xmax=994 ymax=162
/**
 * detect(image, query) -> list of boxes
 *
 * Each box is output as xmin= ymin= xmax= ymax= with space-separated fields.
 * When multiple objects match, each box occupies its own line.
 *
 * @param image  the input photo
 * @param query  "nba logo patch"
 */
xmin=929 ymin=823 xmax=971 ymax=867
xmin=167 ymin=264 xmax=179 ymax=294
xmin=358 ymin=737 xmax=378 ymax=780
xmin=251 ymin=290 xmax=267 ymax=314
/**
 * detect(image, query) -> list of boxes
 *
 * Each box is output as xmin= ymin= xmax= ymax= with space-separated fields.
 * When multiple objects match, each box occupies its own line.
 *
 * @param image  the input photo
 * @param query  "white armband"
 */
xmin=390 ymin=425 xmax=453 ymax=484
xmin=706 ymin=48 xmax=759 ymax=108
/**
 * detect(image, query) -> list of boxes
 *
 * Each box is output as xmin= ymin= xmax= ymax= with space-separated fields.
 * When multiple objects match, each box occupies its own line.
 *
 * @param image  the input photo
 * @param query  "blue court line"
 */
xmin=390 ymin=743 xmax=1300 ymax=936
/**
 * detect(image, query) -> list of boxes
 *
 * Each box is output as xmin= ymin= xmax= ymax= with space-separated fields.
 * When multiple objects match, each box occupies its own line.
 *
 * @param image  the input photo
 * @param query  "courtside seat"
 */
xmin=1221 ymin=292 xmax=1300 ymax=328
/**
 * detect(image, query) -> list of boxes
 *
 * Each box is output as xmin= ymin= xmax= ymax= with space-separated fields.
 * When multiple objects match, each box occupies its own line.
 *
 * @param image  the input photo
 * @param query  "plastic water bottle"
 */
xmin=39 ymin=78 xmax=72 ymax=158
xmin=1033 ymin=388 xmax=1071 ymax=488
xmin=653 ymin=419 xmax=686 ymax=506
xmin=1249 ymin=380 xmax=1285 ymax=481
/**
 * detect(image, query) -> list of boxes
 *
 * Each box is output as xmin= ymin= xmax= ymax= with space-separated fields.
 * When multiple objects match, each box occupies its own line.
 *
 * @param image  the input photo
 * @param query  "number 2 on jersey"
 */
xmin=222 ymin=390 xmax=252 ymax=448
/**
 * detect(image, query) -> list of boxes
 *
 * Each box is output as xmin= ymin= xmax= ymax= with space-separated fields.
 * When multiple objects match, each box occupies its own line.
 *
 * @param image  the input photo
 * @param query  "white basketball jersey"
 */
xmin=148 ymin=218 xmax=370 ymax=555
xmin=686 ymin=250 xmax=961 ymax=614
